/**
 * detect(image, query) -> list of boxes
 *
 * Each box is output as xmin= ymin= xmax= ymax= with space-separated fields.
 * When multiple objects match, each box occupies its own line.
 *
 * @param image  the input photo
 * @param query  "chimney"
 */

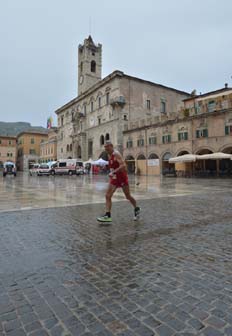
xmin=225 ymin=83 xmax=228 ymax=88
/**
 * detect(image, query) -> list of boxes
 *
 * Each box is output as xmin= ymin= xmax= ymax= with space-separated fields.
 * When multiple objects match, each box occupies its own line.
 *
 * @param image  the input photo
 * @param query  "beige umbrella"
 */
xmin=169 ymin=154 xmax=198 ymax=163
xmin=197 ymin=152 xmax=232 ymax=160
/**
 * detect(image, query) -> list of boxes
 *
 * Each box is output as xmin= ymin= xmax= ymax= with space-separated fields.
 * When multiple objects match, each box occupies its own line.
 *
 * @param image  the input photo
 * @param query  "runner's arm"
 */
xmin=113 ymin=153 xmax=126 ymax=173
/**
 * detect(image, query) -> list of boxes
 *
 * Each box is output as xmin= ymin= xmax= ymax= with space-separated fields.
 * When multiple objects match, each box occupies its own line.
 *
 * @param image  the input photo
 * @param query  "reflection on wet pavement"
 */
xmin=0 ymin=172 xmax=231 ymax=212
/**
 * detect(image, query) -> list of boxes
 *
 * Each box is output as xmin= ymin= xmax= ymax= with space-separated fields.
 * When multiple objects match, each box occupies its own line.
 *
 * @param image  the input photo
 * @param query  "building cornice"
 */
xmin=123 ymin=108 xmax=232 ymax=134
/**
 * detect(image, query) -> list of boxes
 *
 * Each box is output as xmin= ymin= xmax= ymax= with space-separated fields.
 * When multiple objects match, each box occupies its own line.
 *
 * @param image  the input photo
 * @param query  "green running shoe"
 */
xmin=97 ymin=215 xmax=112 ymax=223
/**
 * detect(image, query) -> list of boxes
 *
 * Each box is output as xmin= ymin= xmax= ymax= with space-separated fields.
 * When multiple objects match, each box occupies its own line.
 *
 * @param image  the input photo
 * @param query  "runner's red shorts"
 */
xmin=110 ymin=173 xmax=129 ymax=188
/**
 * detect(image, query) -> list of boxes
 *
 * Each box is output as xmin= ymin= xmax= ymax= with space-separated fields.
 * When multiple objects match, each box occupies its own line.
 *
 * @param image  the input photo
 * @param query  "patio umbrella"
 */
xmin=169 ymin=154 xmax=198 ymax=163
xmin=197 ymin=152 xmax=232 ymax=160
xmin=92 ymin=158 xmax=109 ymax=166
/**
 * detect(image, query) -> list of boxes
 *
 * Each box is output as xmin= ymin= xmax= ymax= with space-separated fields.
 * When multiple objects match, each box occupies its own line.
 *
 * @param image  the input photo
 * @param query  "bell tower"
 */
xmin=78 ymin=36 xmax=102 ymax=96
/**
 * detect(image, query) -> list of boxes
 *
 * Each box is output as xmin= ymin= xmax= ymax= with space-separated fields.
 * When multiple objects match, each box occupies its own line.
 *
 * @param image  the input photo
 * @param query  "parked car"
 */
xmin=37 ymin=163 xmax=51 ymax=176
xmin=3 ymin=162 xmax=17 ymax=177
xmin=29 ymin=163 xmax=40 ymax=176
xmin=50 ymin=159 xmax=83 ymax=176
xmin=76 ymin=166 xmax=85 ymax=175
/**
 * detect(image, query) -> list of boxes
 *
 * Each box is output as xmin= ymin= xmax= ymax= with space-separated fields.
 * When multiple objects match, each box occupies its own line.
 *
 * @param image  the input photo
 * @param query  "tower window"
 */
xmin=106 ymin=92 xmax=110 ymax=105
xmin=100 ymin=135 xmax=104 ymax=146
xmin=146 ymin=100 xmax=151 ymax=109
xmin=80 ymin=62 xmax=83 ymax=73
xmin=161 ymin=101 xmax=166 ymax=113
xmin=91 ymin=101 xmax=94 ymax=112
xmin=91 ymin=60 xmax=96 ymax=73
xmin=98 ymin=97 xmax=101 ymax=108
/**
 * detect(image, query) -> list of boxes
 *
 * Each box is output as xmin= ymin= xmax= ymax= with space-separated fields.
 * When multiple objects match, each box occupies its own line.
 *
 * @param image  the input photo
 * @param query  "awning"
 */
xmin=169 ymin=154 xmax=197 ymax=163
xmin=197 ymin=152 xmax=232 ymax=160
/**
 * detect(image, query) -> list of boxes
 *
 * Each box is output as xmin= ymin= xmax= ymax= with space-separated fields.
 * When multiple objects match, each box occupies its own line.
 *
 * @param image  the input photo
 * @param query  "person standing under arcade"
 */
xmin=97 ymin=141 xmax=140 ymax=223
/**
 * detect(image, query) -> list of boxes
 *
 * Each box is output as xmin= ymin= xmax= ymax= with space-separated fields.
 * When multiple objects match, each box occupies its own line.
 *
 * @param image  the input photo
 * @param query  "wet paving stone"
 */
xmin=1 ymin=177 xmax=232 ymax=335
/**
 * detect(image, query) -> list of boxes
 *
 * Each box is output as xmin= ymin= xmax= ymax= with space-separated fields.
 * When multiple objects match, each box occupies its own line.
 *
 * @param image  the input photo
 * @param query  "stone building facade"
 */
xmin=123 ymin=86 xmax=232 ymax=175
xmin=55 ymin=36 xmax=189 ymax=162
xmin=17 ymin=130 xmax=48 ymax=171
xmin=40 ymin=127 xmax=58 ymax=163
xmin=0 ymin=136 xmax=17 ymax=166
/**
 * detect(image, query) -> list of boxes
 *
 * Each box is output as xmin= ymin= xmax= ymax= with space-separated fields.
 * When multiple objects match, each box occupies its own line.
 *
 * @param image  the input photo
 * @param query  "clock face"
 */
xmin=79 ymin=75 xmax=84 ymax=84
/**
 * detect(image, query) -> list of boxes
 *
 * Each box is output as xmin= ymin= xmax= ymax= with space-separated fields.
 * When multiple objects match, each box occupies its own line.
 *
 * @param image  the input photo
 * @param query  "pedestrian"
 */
xmin=97 ymin=141 xmax=140 ymax=223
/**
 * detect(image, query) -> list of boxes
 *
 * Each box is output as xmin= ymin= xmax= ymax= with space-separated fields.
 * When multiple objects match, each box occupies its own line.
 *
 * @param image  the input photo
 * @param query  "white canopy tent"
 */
xmin=92 ymin=158 xmax=109 ymax=166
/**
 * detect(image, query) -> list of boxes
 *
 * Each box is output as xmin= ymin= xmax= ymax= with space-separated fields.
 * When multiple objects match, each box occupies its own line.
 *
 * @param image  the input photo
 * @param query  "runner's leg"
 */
xmin=106 ymin=183 xmax=117 ymax=212
xmin=122 ymin=185 xmax=137 ymax=207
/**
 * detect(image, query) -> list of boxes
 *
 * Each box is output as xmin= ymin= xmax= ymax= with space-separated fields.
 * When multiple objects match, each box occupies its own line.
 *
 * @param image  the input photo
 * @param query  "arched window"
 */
xmin=137 ymin=154 xmax=146 ymax=160
xmin=105 ymin=133 xmax=110 ymax=141
xmin=67 ymin=144 xmax=69 ymax=152
xmin=91 ymin=60 xmax=96 ymax=73
xmin=70 ymin=144 xmax=72 ymax=152
xmin=100 ymin=135 xmax=105 ymax=146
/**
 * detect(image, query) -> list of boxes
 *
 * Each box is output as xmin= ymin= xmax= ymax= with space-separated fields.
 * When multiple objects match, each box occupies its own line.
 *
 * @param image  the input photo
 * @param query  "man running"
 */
xmin=97 ymin=141 xmax=140 ymax=223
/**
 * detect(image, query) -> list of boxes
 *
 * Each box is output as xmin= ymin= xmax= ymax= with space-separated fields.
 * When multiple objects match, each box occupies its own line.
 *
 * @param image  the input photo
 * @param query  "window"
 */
xmin=83 ymin=104 xmax=87 ymax=115
xmin=105 ymin=133 xmax=110 ymax=141
xmin=29 ymin=149 xmax=36 ymax=155
xmin=67 ymin=144 xmax=69 ymax=152
xmin=70 ymin=144 xmax=72 ymax=151
xmin=31 ymin=138 xmax=35 ymax=144
xmin=123 ymin=115 xmax=128 ymax=121
xmin=127 ymin=140 xmax=133 ymax=148
xmin=162 ymin=135 xmax=171 ymax=143
xmin=98 ymin=97 xmax=101 ymax=108
xmin=149 ymin=136 xmax=157 ymax=145
xmin=91 ymin=101 xmax=94 ymax=112
xmin=8 ymin=140 xmax=12 ymax=145
xmin=208 ymin=100 xmax=216 ymax=113
xmin=88 ymin=141 xmax=93 ymax=157
xmin=161 ymin=101 xmax=166 ymax=113
xmin=146 ymin=100 xmax=151 ymax=109
xmin=225 ymin=125 xmax=232 ymax=135
xmin=61 ymin=116 xmax=64 ymax=126
xmin=51 ymin=148 xmax=53 ymax=154
xmin=61 ymin=132 xmax=63 ymax=140
xmin=137 ymin=139 xmax=144 ymax=147
xmin=59 ymin=162 xmax=66 ymax=167
xmin=0 ymin=140 xmax=1 ymax=144
xmin=98 ymin=117 xmax=101 ymax=125
xmin=71 ymin=111 xmax=74 ymax=121
xmin=178 ymin=132 xmax=188 ymax=141
xmin=80 ymin=62 xmax=83 ymax=73
xmin=106 ymin=92 xmax=110 ymax=105
xmin=91 ymin=60 xmax=96 ymax=73
xmin=196 ymin=129 xmax=208 ymax=138
xmin=61 ymin=148 xmax=63 ymax=153
xmin=100 ymin=135 xmax=105 ymax=146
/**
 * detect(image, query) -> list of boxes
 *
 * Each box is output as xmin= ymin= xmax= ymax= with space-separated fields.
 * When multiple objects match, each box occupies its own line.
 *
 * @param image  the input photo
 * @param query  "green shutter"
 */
xmin=162 ymin=136 xmax=164 ymax=143
xmin=178 ymin=133 xmax=181 ymax=141
xmin=203 ymin=129 xmax=208 ymax=137
xmin=168 ymin=135 xmax=171 ymax=142
xmin=225 ymin=126 xmax=229 ymax=135
xmin=185 ymin=132 xmax=188 ymax=140
xmin=196 ymin=130 xmax=199 ymax=138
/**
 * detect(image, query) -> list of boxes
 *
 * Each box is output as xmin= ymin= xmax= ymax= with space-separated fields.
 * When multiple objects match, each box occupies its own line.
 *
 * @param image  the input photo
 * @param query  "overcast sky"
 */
xmin=0 ymin=0 xmax=231 ymax=127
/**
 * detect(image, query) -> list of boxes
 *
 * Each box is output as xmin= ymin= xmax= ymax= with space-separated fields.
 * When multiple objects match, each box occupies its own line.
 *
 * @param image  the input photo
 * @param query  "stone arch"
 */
xmin=91 ymin=60 xmax=96 ymax=73
xmin=195 ymin=147 xmax=214 ymax=155
xmin=219 ymin=144 xmax=232 ymax=154
xmin=100 ymin=135 xmax=105 ymax=146
xmin=177 ymin=150 xmax=191 ymax=156
xmin=137 ymin=153 xmax=146 ymax=160
xmin=148 ymin=153 xmax=159 ymax=159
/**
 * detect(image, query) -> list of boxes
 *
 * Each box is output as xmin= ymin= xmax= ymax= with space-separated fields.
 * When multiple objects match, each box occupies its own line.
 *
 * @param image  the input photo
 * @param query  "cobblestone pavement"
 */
xmin=0 ymin=176 xmax=232 ymax=335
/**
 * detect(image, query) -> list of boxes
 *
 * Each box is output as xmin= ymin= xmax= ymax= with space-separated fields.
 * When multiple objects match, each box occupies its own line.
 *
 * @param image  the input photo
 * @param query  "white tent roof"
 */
xmin=197 ymin=152 xmax=232 ymax=160
xmin=92 ymin=158 xmax=109 ymax=166
xmin=169 ymin=154 xmax=197 ymax=163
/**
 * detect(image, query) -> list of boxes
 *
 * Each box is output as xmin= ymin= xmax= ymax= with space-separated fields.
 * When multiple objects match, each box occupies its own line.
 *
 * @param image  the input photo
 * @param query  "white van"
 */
xmin=50 ymin=159 xmax=83 ymax=176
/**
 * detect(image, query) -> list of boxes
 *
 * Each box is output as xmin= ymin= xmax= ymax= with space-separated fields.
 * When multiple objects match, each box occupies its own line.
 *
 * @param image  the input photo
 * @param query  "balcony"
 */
xmin=110 ymin=96 xmax=126 ymax=108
